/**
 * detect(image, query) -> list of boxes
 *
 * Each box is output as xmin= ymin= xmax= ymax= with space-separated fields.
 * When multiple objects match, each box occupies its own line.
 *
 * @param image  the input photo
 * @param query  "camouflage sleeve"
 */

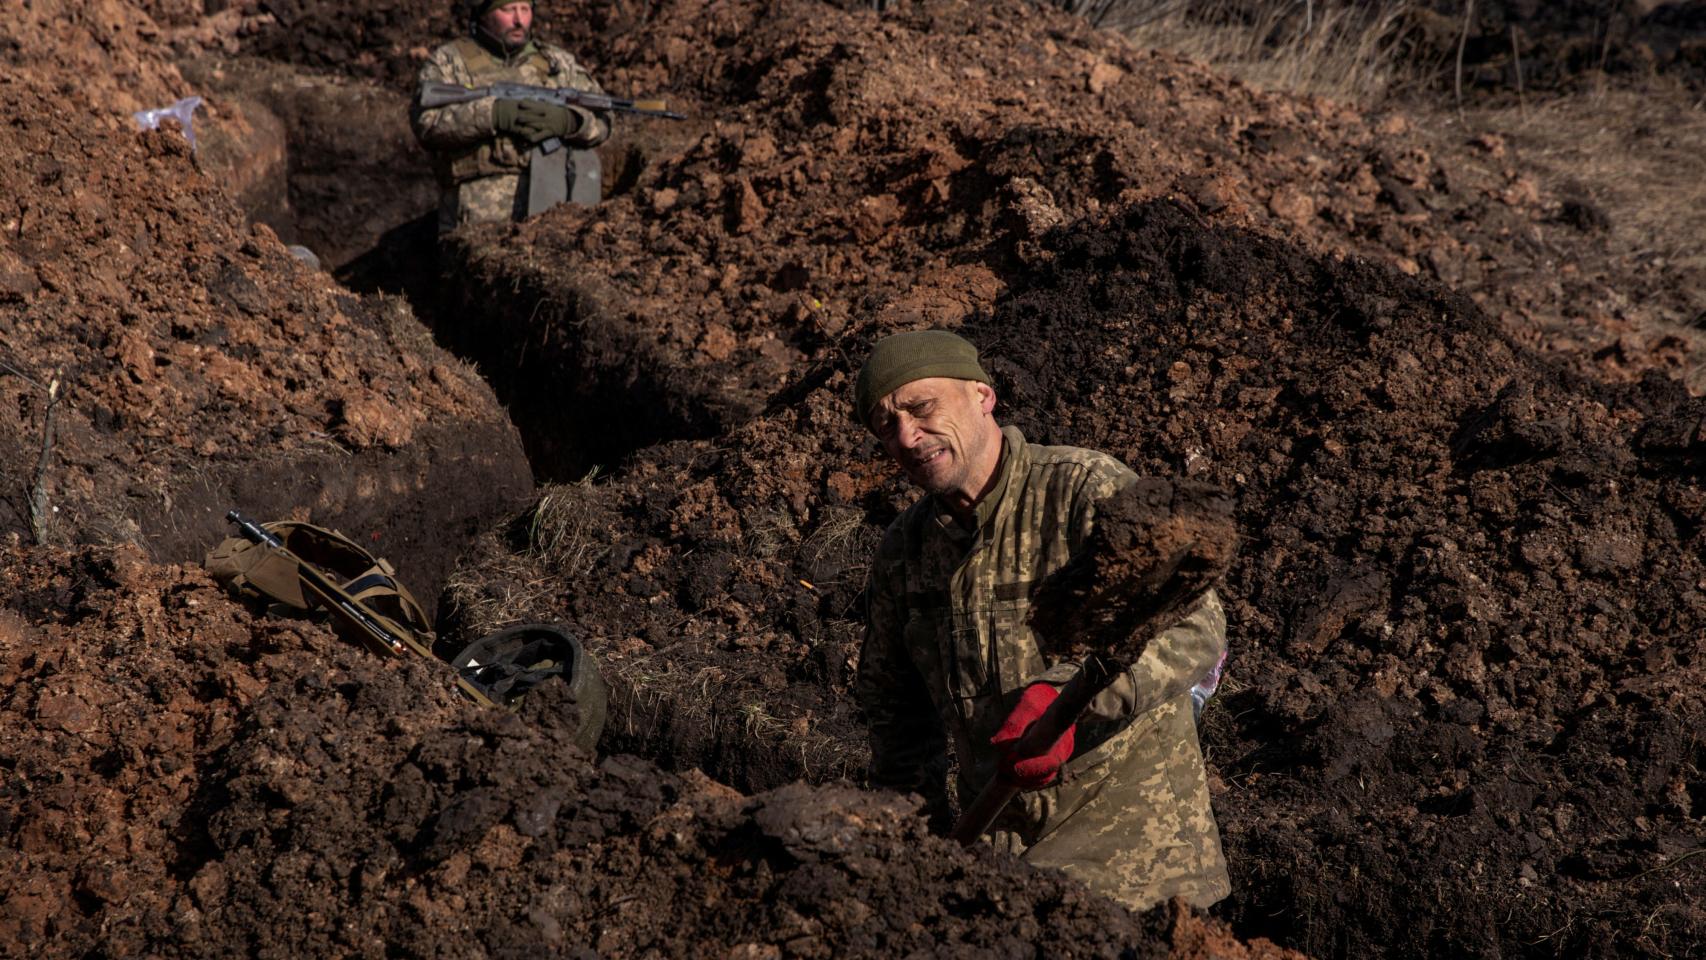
xmin=854 ymin=527 xmax=948 ymax=804
xmin=543 ymin=48 xmax=612 ymax=148
xmin=1034 ymin=456 xmax=1229 ymax=723
xmin=411 ymin=45 xmax=498 ymax=150
xmin=1083 ymin=588 xmax=1226 ymax=721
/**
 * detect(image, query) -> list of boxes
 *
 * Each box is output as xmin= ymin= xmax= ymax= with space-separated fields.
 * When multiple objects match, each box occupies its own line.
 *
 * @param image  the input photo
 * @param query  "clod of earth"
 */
xmin=1028 ymin=478 xmax=1239 ymax=663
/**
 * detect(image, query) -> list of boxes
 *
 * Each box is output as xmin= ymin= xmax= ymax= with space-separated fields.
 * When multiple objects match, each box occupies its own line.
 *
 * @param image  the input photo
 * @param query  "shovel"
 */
xmin=950 ymin=651 xmax=1121 ymax=844
xmin=949 ymin=478 xmax=1238 ymax=845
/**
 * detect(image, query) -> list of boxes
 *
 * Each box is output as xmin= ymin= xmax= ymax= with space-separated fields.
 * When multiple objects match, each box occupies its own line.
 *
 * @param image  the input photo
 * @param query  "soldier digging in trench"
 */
xmin=411 ymin=0 xmax=610 ymax=232
xmin=854 ymin=329 xmax=1231 ymax=912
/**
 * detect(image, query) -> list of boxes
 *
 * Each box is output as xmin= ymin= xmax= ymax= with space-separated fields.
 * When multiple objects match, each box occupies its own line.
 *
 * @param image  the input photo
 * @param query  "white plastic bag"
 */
xmin=132 ymin=95 xmax=204 ymax=148
xmin=1190 ymin=649 xmax=1227 ymax=721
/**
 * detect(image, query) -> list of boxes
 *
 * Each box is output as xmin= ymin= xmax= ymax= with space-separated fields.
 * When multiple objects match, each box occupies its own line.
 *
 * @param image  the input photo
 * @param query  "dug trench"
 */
xmin=0 ymin=72 xmax=533 ymax=622
xmin=179 ymin=50 xmax=704 ymax=482
xmin=437 ymin=192 xmax=1706 ymax=959
xmin=12 ymin=0 xmax=1700 ymax=956
xmin=235 ymin=3 xmax=1706 ymax=957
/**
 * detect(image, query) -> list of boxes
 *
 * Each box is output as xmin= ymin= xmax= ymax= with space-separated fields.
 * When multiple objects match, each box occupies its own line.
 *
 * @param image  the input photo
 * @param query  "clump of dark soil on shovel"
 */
xmin=1029 ymin=479 xmax=1239 ymax=663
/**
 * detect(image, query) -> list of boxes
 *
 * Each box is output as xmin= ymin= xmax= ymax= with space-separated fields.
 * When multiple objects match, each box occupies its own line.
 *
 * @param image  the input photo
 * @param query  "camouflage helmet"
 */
xmin=451 ymin=623 xmax=608 ymax=753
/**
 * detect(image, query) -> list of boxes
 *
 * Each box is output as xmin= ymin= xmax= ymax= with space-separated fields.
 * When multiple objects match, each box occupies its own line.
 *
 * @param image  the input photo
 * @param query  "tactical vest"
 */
xmin=441 ymin=37 xmax=566 ymax=185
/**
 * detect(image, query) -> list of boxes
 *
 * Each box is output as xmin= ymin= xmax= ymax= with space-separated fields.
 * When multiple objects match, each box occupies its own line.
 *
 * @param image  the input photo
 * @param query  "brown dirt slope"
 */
xmin=0 ymin=71 xmax=530 ymax=608
xmin=0 ymin=543 xmax=1301 ymax=959
xmin=0 ymin=0 xmax=190 ymax=113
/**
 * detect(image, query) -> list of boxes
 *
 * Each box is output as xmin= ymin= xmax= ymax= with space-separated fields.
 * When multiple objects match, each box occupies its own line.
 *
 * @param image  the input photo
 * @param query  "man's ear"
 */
xmin=972 ymin=380 xmax=997 ymax=415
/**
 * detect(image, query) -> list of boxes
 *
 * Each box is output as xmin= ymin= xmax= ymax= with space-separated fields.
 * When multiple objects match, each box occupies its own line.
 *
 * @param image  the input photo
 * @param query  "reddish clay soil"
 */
xmin=0 ymin=542 xmax=1299 ymax=958
xmin=4 ymin=0 xmax=1705 ymax=957
xmin=0 ymin=71 xmax=530 ymax=609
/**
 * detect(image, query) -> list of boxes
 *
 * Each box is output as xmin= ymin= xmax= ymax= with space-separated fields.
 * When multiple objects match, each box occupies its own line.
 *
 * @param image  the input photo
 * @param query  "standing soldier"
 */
xmin=411 ymin=0 xmax=610 ymax=231
xmin=853 ymin=329 xmax=1231 ymax=912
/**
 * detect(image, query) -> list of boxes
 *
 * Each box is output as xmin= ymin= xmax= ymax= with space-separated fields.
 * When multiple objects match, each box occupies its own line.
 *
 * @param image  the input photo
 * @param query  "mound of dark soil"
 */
xmin=976 ymin=200 xmax=1706 ymax=959
xmin=0 ymin=72 xmax=529 ymax=609
xmin=447 ymin=195 xmax=1705 ymax=958
xmin=413 ymin=0 xmax=1696 ymax=481
xmin=0 ymin=543 xmax=1298 ymax=959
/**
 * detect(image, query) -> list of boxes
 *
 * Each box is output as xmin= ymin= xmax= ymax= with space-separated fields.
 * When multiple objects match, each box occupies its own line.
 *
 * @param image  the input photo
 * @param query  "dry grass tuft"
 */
xmin=528 ymin=470 xmax=611 ymax=579
xmin=439 ymin=472 xmax=615 ymax=643
xmin=439 ymin=536 xmax=563 ymax=641
xmin=1091 ymin=0 xmax=1429 ymax=104
xmin=797 ymin=507 xmax=880 ymax=607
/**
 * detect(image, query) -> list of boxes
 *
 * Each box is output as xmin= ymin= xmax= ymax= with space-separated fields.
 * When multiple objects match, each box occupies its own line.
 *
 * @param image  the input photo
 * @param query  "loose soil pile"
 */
xmin=0 ymin=70 xmax=530 ymax=607
xmin=5 ymin=0 xmax=1705 ymax=956
xmin=0 ymin=542 xmax=1297 ymax=959
xmin=416 ymin=0 xmax=1699 ymax=481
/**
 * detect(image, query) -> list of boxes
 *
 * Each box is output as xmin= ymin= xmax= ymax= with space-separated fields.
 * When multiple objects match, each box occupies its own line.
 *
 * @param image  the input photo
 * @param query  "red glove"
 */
xmin=989 ymin=682 xmax=1075 ymax=789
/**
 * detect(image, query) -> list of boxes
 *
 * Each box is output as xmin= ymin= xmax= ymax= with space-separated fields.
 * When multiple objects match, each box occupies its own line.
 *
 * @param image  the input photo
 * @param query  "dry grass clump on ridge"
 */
xmin=440 ymin=476 xmax=611 ymax=644
xmin=1064 ymin=0 xmax=1432 ymax=103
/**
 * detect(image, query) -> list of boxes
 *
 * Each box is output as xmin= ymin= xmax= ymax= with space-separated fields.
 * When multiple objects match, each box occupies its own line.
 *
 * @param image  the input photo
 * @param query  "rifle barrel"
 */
xmin=417 ymin=81 xmax=684 ymax=119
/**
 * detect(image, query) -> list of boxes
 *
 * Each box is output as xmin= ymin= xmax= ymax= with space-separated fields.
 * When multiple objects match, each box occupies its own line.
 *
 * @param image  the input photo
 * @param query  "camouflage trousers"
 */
xmin=985 ymin=694 xmax=1231 ymax=912
xmin=437 ymin=174 xmax=527 ymax=233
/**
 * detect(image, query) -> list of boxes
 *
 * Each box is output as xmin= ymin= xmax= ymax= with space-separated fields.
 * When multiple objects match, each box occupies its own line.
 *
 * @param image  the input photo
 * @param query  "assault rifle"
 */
xmin=417 ymin=81 xmax=686 ymax=121
xmin=419 ymin=81 xmax=684 ymax=212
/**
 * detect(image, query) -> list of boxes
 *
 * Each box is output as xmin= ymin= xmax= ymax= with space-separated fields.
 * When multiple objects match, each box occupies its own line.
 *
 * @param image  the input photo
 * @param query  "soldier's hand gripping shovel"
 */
xmin=949 ymin=479 xmax=1239 ymax=846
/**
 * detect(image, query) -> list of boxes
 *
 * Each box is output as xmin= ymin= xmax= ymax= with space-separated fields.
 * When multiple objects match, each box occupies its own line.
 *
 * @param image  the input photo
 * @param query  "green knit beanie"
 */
xmin=854 ymin=330 xmax=991 ymax=429
xmin=470 ymin=0 xmax=525 ymax=20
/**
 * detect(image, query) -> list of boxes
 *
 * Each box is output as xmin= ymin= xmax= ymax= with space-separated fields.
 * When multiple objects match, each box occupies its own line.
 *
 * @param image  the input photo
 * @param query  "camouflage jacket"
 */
xmin=410 ymin=35 xmax=610 ymax=189
xmin=856 ymin=425 xmax=1230 ymax=909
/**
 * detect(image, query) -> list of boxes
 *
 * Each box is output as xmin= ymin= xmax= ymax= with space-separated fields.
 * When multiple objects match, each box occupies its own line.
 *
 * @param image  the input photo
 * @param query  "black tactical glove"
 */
xmin=493 ymin=98 xmax=590 ymax=145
